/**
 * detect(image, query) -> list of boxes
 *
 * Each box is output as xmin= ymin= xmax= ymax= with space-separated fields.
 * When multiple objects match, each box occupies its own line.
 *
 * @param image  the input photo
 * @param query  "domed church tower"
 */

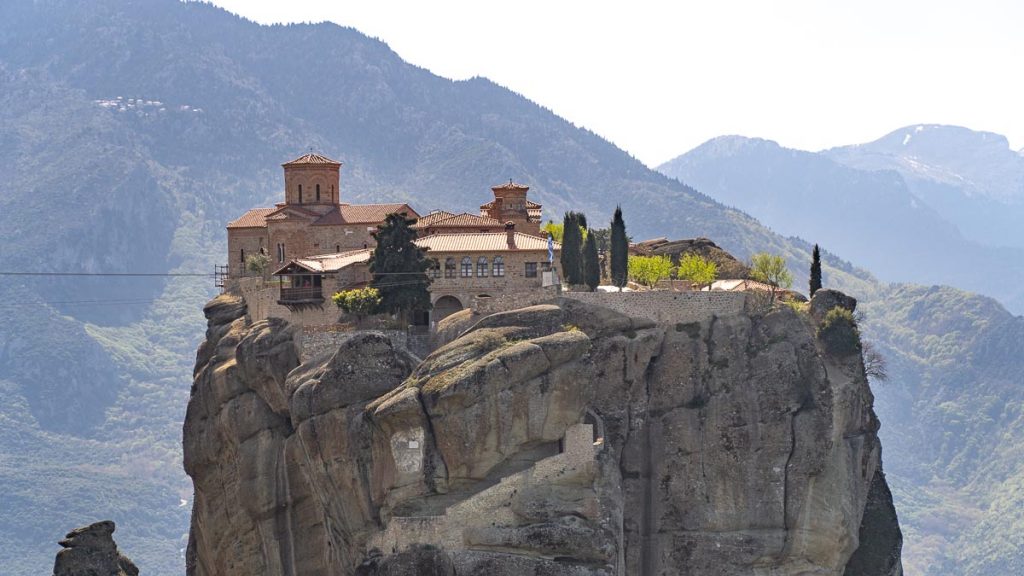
xmin=282 ymin=153 xmax=341 ymax=207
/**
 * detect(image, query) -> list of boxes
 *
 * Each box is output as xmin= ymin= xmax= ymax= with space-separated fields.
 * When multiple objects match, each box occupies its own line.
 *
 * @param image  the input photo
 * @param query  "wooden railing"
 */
xmin=279 ymin=286 xmax=324 ymax=302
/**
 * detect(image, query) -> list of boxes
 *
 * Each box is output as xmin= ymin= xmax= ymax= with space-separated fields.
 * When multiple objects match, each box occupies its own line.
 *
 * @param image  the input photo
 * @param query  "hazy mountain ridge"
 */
xmin=0 ymin=0 xmax=1020 ymax=574
xmin=659 ymin=134 xmax=1024 ymax=314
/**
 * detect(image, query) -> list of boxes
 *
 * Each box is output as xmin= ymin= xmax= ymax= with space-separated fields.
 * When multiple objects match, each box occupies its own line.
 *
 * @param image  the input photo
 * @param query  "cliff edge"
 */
xmin=183 ymin=291 xmax=901 ymax=575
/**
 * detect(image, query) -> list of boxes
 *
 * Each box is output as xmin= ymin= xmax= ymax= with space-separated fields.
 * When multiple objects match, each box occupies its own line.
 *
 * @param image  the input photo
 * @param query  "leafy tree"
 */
xmin=245 ymin=252 xmax=269 ymax=274
xmin=332 ymin=287 xmax=382 ymax=319
xmin=583 ymin=231 xmax=600 ymax=291
xmin=676 ymin=253 xmax=718 ymax=289
xmin=370 ymin=213 xmax=432 ymax=323
xmin=810 ymin=244 xmax=822 ymax=297
xmin=817 ymin=306 xmax=860 ymax=356
xmin=610 ymin=206 xmax=629 ymax=291
xmin=560 ymin=211 xmax=584 ymax=286
xmin=628 ymin=255 xmax=673 ymax=288
xmin=749 ymin=252 xmax=793 ymax=304
xmin=542 ymin=220 xmax=564 ymax=242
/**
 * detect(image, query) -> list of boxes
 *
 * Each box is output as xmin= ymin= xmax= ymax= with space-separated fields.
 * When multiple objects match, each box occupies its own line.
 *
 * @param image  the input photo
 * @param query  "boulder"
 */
xmin=810 ymin=288 xmax=858 ymax=323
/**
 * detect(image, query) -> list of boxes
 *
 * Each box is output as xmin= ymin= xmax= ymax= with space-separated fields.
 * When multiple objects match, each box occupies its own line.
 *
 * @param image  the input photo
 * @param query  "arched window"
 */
xmin=316 ymin=183 xmax=321 ymax=202
xmin=298 ymin=184 xmax=303 ymax=203
xmin=445 ymin=257 xmax=456 ymax=279
xmin=461 ymin=256 xmax=473 ymax=278
xmin=477 ymin=256 xmax=489 ymax=277
xmin=336 ymin=245 xmax=340 ymax=252
xmin=493 ymin=256 xmax=505 ymax=277
xmin=430 ymin=258 xmax=441 ymax=278
xmin=240 ymin=248 xmax=245 ymax=263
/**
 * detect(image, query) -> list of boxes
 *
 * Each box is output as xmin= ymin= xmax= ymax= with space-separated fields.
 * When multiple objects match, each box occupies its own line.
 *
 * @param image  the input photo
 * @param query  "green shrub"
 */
xmin=332 ymin=287 xmax=382 ymax=317
xmin=817 ymin=306 xmax=861 ymax=356
xmin=245 ymin=252 xmax=269 ymax=273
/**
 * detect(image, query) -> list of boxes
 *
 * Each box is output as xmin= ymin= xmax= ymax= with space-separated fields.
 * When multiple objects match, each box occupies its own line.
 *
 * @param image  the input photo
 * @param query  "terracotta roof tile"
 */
xmin=491 ymin=180 xmax=530 ymax=191
xmin=417 ymin=212 xmax=502 ymax=229
xmin=282 ymin=153 xmax=341 ymax=166
xmin=411 ymin=210 xmax=456 ymax=229
xmin=414 ymin=232 xmax=559 ymax=253
xmin=339 ymin=203 xmax=419 ymax=224
xmin=479 ymin=199 xmax=541 ymax=210
xmin=273 ymin=249 xmax=372 ymax=274
xmin=227 ymin=207 xmax=276 ymax=229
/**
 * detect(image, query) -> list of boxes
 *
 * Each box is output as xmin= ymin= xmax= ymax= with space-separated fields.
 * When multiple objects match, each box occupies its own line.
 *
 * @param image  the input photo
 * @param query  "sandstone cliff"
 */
xmin=184 ymin=292 xmax=901 ymax=575
xmin=52 ymin=520 xmax=138 ymax=576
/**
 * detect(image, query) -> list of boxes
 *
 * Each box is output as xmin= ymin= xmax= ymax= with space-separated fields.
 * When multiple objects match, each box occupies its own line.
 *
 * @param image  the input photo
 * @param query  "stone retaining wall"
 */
xmin=470 ymin=286 xmax=559 ymax=316
xmin=559 ymin=290 xmax=746 ymax=324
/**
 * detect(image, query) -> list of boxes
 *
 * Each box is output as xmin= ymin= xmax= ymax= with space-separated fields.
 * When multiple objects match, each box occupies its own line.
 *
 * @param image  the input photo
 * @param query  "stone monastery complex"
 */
xmin=225 ymin=153 xmax=560 ymax=325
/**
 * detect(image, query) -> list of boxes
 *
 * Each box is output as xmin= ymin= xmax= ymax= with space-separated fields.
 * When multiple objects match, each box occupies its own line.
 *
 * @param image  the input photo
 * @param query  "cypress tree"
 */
xmin=560 ymin=211 xmax=583 ymax=286
xmin=610 ymin=206 xmax=628 ymax=291
xmin=370 ymin=213 xmax=432 ymax=324
xmin=583 ymin=231 xmax=600 ymax=291
xmin=809 ymin=244 xmax=822 ymax=297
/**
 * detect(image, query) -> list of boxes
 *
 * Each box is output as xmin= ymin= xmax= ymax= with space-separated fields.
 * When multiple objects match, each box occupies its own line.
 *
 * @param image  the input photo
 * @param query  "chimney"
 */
xmin=505 ymin=221 xmax=516 ymax=249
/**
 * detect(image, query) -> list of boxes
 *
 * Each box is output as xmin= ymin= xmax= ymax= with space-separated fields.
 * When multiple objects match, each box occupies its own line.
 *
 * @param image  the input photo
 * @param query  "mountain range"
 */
xmin=0 ymin=1 xmax=1021 ymax=574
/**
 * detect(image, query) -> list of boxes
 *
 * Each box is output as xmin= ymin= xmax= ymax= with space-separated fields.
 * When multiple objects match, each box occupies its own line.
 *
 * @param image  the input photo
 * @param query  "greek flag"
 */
xmin=547 ymin=234 xmax=555 ymax=263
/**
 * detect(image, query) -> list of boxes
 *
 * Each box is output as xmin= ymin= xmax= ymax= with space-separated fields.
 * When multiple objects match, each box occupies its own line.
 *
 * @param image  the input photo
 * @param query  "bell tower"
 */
xmin=282 ymin=153 xmax=342 ymax=206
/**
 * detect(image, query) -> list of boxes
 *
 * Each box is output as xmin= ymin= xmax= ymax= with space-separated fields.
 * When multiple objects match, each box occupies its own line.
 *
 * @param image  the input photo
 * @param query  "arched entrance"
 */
xmin=433 ymin=295 xmax=464 ymax=323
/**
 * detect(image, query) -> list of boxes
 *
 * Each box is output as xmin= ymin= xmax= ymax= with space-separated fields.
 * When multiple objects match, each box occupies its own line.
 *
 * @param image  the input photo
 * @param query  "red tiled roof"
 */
xmin=227 ymin=207 xmax=276 ymax=229
xmin=273 ymin=249 xmax=372 ymax=274
xmin=417 ymin=212 xmax=502 ymax=229
xmin=411 ymin=210 xmax=455 ymax=229
xmin=414 ymin=232 xmax=560 ymax=253
xmin=339 ymin=203 xmax=419 ymax=224
xmin=265 ymin=205 xmax=322 ymax=222
xmin=479 ymin=199 xmax=541 ymax=210
xmin=282 ymin=153 xmax=341 ymax=166
xmin=491 ymin=180 xmax=530 ymax=191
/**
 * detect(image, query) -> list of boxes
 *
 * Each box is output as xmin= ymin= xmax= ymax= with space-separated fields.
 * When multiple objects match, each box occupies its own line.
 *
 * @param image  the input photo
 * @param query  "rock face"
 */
xmin=53 ymin=520 xmax=138 ymax=576
xmin=184 ymin=292 xmax=902 ymax=575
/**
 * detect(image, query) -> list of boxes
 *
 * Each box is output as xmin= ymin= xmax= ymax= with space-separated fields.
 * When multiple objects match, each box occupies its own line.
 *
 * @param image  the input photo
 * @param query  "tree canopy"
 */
xmin=810 ymin=244 xmax=822 ymax=297
xmin=610 ymin=206 xmax=629 ymax=290
xmin=560 ymin=211 xmax=585 ymax=286
xmin=676 ymin=253 xmax=718 ymax=289
xmin=369 ymin=213 xmax=432 ymax=322
xmin=583 ymin=232 xmax=600 ymax=291
xmin=749 ymin=252 xmax=793 ymax=303
xmin=628 ymin=255 xmax=673 ymax=288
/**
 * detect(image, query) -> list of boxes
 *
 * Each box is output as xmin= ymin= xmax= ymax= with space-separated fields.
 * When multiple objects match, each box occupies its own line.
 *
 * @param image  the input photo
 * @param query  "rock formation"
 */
xmin=52 ymin=520 xmax=138 ymax=576
xmin=184 ymin=292 xmax=902 ymax=575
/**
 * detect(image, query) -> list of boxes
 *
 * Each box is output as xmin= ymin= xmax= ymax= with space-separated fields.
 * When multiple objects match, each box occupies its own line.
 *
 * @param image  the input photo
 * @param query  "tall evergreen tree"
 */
xmin=583 ymin=231 xmax=600 ymax=291
xmin=370 ymin=213 xmax=432 ymax=323
xmin=809 ymin=244 xmax=822 ymax=297
xmin=610 ymin=206 xmax=628 ymax=291
xmin=560 ymin=211 xmax=583 ymax=286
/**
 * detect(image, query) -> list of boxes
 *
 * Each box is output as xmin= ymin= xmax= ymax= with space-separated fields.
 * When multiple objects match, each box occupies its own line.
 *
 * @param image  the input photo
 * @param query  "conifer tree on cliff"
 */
xmin=370 ymin=213 xmax=432 ymax=324
xmin=583 ymin=230 xmax=600 ymax=291
xmin=610 ymin=206 xmax=629 ymax=291
xmin=809 ymin=244 xmax=822 ymax=297
xmin=560 ymin=211 xmax=583 ymax=286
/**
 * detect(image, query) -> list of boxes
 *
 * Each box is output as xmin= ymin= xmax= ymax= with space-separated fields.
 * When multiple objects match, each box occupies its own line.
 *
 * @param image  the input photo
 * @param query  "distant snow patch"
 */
xmin=915 ymin=125 xmax=925 ymax=132
xmin=902 ymin=134 xmax=912 ymax=146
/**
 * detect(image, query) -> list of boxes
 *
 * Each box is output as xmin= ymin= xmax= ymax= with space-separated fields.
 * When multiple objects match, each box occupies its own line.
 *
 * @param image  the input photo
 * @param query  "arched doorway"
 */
xmin=433 ymin=295 xmax=464 ymax=323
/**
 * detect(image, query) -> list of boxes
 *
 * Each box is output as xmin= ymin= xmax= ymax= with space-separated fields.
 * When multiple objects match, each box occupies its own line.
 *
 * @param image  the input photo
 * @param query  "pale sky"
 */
xmin=204 ymin=0 xmax=1023 ymax=167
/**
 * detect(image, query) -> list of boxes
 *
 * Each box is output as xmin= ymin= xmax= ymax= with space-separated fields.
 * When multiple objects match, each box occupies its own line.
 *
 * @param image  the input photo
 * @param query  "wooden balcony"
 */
xmin=278 ymin=286 xmax=324 ymax=304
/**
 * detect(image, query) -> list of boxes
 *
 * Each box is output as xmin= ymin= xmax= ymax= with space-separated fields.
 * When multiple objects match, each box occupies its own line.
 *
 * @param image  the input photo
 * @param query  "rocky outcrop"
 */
xmin=53 ymin=521 xmax=138 ymax=576
xmin=184 ymin=292 xmax=901 ymax=575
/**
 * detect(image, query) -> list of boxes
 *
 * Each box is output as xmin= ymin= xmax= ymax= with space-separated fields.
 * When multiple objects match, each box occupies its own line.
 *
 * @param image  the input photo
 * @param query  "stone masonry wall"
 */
xmin=560 ymin=290 xmax=746 ymax=324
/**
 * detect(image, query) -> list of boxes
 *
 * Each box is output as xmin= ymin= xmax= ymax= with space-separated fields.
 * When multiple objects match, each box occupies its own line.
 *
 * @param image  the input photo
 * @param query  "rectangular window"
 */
xmin=525 ymin=262 xmax=538 ymax=278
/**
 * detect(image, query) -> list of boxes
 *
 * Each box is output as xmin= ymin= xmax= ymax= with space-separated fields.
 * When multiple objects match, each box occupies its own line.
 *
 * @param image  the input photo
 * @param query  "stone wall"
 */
xmin=560 ymin=290 xmax=746 ymax=324
xmin=233 ymin=277 xmax=341 ymax=327
xmin=471 ymin=287 xmax=559 ymax=316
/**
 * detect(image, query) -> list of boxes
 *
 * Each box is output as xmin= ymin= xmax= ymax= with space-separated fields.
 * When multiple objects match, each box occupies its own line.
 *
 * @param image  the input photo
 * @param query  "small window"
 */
xmin=445 ymin=257 xmax=456 ymax=279
xmin=316 ymin=183 xmax=321 ymax=202
xmin=430 ymin=258 xmax=441 ymax=279
xmin=336 ymin=245 xmax=340 ymax=252
xmin=525 ymin=262 xmax=538 ymax=278
xmin=276 ymin=243 xmax=286 ymax=263
xmin=298 ymin=184 xmax=303 ymax=204
xmin=493 ymin=256 xmax=505 ymax=277
xmin=477 ymin=256 xmax=489 ymax=277
xmin=240 ymin=248 xmax=245 ymax=263
xmin=461 ymin=256 xmax=473 ymax=278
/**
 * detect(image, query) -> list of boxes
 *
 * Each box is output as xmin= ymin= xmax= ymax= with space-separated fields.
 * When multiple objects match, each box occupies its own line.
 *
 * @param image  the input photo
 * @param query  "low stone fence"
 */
xmin=471 ymin=286 xmax=560 ymax=316
xmin=559 ymin=290 xmax=746 ymax=324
